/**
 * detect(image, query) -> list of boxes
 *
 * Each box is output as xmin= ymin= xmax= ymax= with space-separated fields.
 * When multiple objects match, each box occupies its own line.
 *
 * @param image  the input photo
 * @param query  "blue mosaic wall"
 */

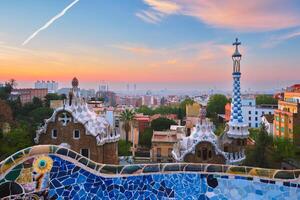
xmin=49 ymin=156 xmax=300 ymax=199
xmin=1 ymin=146 xmax=300 ymax=199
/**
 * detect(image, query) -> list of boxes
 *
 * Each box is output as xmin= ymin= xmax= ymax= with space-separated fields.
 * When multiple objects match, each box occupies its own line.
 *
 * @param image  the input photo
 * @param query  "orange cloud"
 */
xmin=139 ymin=0 xmax=300 ymax=31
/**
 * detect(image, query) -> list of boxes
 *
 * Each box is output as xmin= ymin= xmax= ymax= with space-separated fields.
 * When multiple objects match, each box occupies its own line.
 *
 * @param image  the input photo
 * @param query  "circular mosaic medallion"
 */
xmin=33 ymin=156 xmax=53 ymax=174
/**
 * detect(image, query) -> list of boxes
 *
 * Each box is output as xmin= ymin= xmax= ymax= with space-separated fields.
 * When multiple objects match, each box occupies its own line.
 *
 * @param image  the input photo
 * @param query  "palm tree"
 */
xmin=120 ymin=109 xmax=135 ymax=143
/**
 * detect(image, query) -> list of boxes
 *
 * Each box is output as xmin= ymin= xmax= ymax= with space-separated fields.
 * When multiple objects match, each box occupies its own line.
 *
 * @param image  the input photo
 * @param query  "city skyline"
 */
xmin=0 ymin=0 xmax=300 ymax=91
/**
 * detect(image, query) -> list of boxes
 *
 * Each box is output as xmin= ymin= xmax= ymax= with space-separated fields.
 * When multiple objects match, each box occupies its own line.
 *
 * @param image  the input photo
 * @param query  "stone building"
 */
xmin=35 ymin=78 xmax=120 ymax=164
xmin=172 ymin=39 xmax=249 ymax=165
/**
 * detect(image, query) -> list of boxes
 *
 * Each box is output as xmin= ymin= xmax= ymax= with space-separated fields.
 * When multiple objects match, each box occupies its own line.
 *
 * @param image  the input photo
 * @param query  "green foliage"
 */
xmin=120 ymin=109 xmax=135 ymax=142
xmin=136 ymin=105 xmax=179 ymax=116
xmin=256 ymin=95 xmax=277 ymax=105
xmin=273 ymin=137 xmax=296 ymax=160
xmin=136 ymin=106 xmax=153 ymax=115
xmin=118 ymin=140 xmax=132 ymax=156
xmin=248 ymin=128 xmax=260 ymax=141
xmin=139 ymin=128 xmax=153 ymax=148
xmin=245 ymin=124 xmax=274 ymax=168
xmin=214 ymin=123 xmax=225 ymax=136
xmin=151 ymin=117 xmax=177 ymax=131
xmin=206 ymin=94 xmax=228 ymax=118
xmin=29 ymin=107 xmax=53 ymax=126
xmin=0 ymin=123 xmax=33 ymax=159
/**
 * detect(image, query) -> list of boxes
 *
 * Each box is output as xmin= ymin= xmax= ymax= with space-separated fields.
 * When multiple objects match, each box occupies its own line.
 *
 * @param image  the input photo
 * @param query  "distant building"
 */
xmin=224 ymin=98 xmax=277 ymax=128
xmin=274 ymin=84 xmax=300 ymax=146
xmin=11 ymin=88 xmax=48 ymax=104
xmin=50 ymin=100 xmax=64 ymax=109
xmin=261 ymin=114 xmax=274 ymax=136
xmin=151 ymin=131 xmax=177 ymax=163
xmin=35 ymin=77 xmax=119 ymax=164
xmin=35 ymin=80 xmax=58 ymax=93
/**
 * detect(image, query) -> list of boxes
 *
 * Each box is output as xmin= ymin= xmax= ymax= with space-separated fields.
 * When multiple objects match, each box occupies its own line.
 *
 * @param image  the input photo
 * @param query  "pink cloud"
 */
xmin=139 ymin=0 xmax=300 ymax=31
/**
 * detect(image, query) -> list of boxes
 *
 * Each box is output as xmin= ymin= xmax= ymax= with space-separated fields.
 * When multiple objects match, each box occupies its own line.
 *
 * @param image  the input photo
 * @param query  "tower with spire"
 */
xmin=227 ymin=38 xmax=249 ymax=138
xmin=219 ymin=38 xmax=249 ymax=164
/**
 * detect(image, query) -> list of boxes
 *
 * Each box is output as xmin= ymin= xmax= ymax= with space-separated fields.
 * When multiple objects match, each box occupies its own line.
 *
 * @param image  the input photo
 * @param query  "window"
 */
xmin=249 ymin=123 xmax=251 ymax=127
xmin=73 ymin=129 xmax=80 ymax=139
xmin=249 ymin=117 xmax=251 ymax=121
xmin=281 ymin=118 xmax=284 ymax=122
xmin=115 ymin=119 xmax=119 ymax=128
xmin=262 ymin=111 xmax=265 ymax=115
xmin=51 ymin=129 xmax=57 ymax=139
xmin=208 ymin=150 xmax=212 ymax=159
xmin=255 ymin=111 xmax=258 ymax=115
xmin=255 ymin=117 xmax=258 ymax=121
xmin=281 ymin=127 xmax=284 ymax=132
xmin=248 ymin=111 xmax=251 ymax=114
xmin=249 ymin=102 xmax=252 ymax=106
xmin=269 ymin=112 xmax=271 ymax=115
xmin=80 ymin=149 xmax=89 ymax=158
xmin=157 ymin=148 xmax=161 ymax=157
xmin=276 ymin=126 xmax=279 ymax=130
xmin=255 ymin=123 xmax=258 ymax=128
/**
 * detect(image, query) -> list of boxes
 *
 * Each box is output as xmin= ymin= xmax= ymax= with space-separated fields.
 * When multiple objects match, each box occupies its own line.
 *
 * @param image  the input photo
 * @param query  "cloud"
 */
xmin=22 ymin=0 xmax=80 ymax=46
xmin=138 ymin=0 xmax=300 ymax=31
xmin=110 ymin=44 xmax=156 ymax=55
xmin=135 ymin=10 xmax=163 ymax=24
xmin=136 ymin=0 xmax=180 ymax=24
xmin=262 ymin=29 xmax=300 ymax=48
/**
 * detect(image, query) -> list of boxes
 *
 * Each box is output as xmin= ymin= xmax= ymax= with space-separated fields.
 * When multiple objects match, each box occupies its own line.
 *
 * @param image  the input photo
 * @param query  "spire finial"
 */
xmin=232 ymin=38 xmax=241 ymax=58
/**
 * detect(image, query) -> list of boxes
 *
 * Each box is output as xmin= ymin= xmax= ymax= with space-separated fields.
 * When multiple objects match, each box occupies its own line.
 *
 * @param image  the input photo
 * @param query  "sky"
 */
xmin=0 ymin=0 xmax=300 ymax=92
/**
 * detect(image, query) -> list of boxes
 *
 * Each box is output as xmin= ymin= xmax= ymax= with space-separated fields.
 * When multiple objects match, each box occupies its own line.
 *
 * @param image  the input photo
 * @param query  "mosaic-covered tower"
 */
xmin=220 ymin=38 xmax=249 ymax=164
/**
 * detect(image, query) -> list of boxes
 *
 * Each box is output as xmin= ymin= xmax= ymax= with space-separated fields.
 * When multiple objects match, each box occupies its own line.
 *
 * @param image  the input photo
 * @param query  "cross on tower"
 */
xmin=58 ymin=112 xmax=72 ymax=126
xmin=233 ymin=38 xmax=241 ymax=47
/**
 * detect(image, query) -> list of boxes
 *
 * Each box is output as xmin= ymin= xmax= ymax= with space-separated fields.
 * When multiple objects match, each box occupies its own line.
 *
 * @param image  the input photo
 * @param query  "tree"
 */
xmin=120 ymin=109 xmax=135 ymax=142
xmin=206 ymin=94 xmax=228 ymax=118
xmin=139 ymin=128 xmax=153 ymax=148
xmin=244 ymin=124 xmax=273 ymax=168
xmin=29 ymin=107 xmax=53 ymax=127
xmin=273 ymin=137 xmax=296 ymax=161
xmin=151 ymin=117 xmax=177 ymax=131
xmin=118 ymin=140 xmax=132 ymax=156
xmin=0 ymin=100 xmax=13 ymax=125
xmin=256 ymin=95 xmax=277 ymax=105
xmin=136 ymin=105 xmax=153 ymax=115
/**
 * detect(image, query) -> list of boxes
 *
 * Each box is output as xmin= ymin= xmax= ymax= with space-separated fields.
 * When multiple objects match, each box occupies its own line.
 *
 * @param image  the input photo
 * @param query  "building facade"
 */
xmin=274 ymin=85 xmax=300 ymax=146
xmin=35 ymin=78 xmax=120 ymax=164
xmin=11 ymin=88 xmax=48 ymax=104
xmin=225 ymin=98 xmax=277 ymax=128
xmin=35 ymin=80 xmax=58 ymax=93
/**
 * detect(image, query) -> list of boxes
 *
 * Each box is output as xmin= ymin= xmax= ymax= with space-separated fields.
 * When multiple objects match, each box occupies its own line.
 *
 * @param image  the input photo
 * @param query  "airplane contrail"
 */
xmin=22 ymin=0 xmax=80 ymax=46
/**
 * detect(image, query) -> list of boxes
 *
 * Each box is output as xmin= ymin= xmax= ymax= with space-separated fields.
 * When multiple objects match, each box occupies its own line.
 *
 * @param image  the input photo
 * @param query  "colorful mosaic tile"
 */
xmin=0 ymin=145 xmax=299 ymax=199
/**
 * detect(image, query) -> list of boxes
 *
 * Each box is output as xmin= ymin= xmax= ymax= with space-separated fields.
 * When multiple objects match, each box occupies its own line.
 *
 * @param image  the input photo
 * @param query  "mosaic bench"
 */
xmin=0 ymin=145 xmax=299 ymax=199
